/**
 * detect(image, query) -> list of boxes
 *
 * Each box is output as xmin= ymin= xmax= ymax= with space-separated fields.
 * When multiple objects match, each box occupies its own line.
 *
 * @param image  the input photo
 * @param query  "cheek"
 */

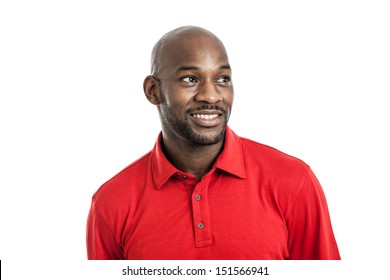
xmin=223 ymin=89 xmax=234 ymax=108
xmin=164 ymin=86 xmax=193 ymax=109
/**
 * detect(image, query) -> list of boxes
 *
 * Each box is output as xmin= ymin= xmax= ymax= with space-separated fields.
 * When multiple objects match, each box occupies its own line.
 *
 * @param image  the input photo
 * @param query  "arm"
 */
xmin=285 ymin=167 xmax=341 ymax=260
xmin=86 ymin=198 xmax=124 ymax=260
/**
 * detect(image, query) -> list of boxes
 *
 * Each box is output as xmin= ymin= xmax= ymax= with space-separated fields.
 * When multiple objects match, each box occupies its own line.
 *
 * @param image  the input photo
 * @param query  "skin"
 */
xmin=143 ymin=26 xmax=234 ymax=180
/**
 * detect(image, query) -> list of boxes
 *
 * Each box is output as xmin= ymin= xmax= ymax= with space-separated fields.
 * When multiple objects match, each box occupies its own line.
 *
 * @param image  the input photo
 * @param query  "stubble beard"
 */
xmin=159 ymin=92 xmax=228 ymax=146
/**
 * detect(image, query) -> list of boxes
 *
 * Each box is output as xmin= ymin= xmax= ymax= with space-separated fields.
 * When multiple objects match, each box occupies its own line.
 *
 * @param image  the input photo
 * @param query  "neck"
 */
xmin=161 ymin=134 xmax=224 ymax=180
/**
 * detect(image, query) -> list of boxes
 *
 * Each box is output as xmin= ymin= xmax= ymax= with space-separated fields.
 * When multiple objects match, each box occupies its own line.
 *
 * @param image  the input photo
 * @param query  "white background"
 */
xmin=1 ymin=0 xmax=389 ymax=279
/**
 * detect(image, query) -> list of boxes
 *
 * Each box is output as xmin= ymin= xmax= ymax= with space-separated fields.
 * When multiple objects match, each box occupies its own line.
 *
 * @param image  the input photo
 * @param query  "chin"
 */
xmin=187 ymin=128 xmax=226 ymax=146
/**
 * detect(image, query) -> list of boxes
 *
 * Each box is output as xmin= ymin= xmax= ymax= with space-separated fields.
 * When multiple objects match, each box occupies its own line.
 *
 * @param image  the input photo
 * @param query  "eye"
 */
xmin=216 ymin=76 xmax=231 ymax=84
xmin=181 ymin=76 xmax=198 ymax=83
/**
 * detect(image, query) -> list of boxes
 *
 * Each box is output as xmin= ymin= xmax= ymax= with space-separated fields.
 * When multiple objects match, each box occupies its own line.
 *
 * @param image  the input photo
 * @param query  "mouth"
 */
xmin=189 ymin=110 xmax=224 ymax=127
xmin=191 ymin=113 xmax=219 ymax=120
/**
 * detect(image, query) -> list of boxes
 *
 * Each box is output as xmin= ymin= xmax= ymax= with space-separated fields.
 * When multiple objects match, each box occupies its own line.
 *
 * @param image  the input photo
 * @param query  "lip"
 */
xmin=189 ymin=110 xmax=224 ymax=127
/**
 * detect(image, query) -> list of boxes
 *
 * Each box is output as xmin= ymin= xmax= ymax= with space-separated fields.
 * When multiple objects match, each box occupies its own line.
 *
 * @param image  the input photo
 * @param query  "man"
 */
xmin=87 ymin=26 xmax=340 ymax=260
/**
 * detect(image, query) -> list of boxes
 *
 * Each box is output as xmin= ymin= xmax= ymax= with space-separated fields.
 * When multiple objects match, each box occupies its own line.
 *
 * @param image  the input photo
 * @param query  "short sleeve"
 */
xmin=86 ymin=197 xmax=124 ymax=260
xmin=285 ymin=167 xmax=340 ymax=260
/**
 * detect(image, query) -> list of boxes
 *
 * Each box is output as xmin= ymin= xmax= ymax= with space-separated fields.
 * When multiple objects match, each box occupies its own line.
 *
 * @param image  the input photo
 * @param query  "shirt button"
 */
xmin=182 ymin=175 xmax=187 ymax=179
xmin=195 ymin=194 xmax=201 ymax=201
xmin=197 ymin=223 xmax=204 ymax=229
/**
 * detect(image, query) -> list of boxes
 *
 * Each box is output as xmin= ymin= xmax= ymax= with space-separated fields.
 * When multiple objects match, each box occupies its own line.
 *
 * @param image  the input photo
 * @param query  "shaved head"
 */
xmin=150 ymin=26 xmax=228 ymax=75
xmin=143 ymin=25 xmax=233 ymax=147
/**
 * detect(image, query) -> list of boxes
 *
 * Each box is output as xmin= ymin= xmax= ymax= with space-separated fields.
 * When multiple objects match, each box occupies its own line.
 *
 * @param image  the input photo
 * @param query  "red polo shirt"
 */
xmin=87 ymin=127 xmax=340 ymax=260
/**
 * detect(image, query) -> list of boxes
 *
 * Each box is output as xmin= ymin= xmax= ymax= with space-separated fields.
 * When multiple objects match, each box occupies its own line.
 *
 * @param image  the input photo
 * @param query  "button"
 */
xmin=195 ymin=194 xmax=201 ymax=201
xmin=197 ymin=223 xmax=204 ymax=229
xmin=182 ymin=175 xmax=187 ymax=179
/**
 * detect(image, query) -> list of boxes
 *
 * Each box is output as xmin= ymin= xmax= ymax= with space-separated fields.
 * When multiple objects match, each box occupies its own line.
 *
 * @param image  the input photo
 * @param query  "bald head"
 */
xmin=143 ymin=25 xmax=234 ymax=147
xmin=150 ymin=26 xmax=228 ymax=75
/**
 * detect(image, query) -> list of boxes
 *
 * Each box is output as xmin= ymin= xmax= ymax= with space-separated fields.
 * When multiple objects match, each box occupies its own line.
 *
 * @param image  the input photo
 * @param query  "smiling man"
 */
xmin=86 ymin=26 xmax=340 ymax=260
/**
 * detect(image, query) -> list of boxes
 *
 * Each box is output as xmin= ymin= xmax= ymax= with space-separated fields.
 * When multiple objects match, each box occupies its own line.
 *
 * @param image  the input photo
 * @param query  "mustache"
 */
xmin=187 ymin=105 xmax=227 ymax=114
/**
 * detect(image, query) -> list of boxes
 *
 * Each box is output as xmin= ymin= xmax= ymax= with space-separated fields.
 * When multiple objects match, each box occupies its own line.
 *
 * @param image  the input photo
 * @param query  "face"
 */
xmin=155 ymin=34 xmax=234 ymax=146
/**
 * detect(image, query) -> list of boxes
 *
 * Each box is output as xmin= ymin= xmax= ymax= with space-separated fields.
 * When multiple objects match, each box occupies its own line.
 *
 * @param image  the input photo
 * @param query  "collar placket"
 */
xmin=191 ymin=177 xmax=213 ymax=248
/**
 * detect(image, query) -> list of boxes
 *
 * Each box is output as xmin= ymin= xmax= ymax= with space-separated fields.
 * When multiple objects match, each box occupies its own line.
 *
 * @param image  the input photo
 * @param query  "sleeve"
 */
xmin=86 ymin=197 xmax=124 ymax=260
xmin=285 ymin=167 xmax=341 ymax=260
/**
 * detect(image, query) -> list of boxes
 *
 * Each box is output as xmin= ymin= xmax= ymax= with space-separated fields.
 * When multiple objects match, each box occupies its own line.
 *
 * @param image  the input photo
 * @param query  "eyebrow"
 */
xmin=176 ymin=64 xmax=231 ymax=74
xmin=219 ymin=64 xmax=231 ymax=71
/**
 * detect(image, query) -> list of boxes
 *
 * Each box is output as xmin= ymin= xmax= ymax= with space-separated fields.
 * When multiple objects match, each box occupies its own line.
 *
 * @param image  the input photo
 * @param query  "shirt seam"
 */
xmin=93 ymin=198 xmax=123 ymax=253
xmin=283 ymin=164 xmax=311 ymax=221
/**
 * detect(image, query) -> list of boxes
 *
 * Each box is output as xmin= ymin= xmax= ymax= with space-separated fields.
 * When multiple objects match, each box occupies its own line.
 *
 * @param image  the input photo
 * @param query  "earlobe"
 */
xmin=143 ymin=75 xmax=161 ymax=105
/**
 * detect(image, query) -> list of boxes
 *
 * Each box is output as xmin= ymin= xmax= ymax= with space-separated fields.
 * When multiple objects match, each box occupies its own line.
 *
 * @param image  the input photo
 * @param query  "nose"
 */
xmin=194 ymin=80 xmax=223 ymax=103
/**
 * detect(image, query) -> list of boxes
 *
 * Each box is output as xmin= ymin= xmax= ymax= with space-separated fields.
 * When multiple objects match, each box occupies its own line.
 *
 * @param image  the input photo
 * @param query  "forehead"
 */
xmin=160 ymin=34 xmax=229 ymax=72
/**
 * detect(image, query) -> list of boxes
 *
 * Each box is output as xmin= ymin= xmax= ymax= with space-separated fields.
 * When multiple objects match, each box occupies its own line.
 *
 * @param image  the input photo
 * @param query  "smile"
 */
xmin=192 ymin=114 xmax=219 ymax=120
xmin=189 ymin=111 xmax=223 ymax=128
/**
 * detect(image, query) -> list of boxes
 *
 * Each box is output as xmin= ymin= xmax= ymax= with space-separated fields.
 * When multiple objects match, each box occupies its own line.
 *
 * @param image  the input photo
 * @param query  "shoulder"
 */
xmin=91 ymin=151 xmax=152 ymax=210
xmin=238 ymin=136 xmax=309 ymax=173
xmin=237 ymin=136 xmax=319 ymax=216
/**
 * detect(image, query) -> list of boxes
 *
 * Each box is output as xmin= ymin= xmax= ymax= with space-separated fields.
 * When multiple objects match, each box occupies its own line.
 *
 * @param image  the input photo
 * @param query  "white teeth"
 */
xmin=193 ymin=114 xmax=218 ymax=120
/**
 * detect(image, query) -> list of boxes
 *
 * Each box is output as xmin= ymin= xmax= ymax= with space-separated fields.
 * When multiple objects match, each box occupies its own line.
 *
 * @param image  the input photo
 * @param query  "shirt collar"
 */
xmin=214 ymin=126 xmax=246 ymax=179
xmin=151 ymin=126 xmax=246 ymax=190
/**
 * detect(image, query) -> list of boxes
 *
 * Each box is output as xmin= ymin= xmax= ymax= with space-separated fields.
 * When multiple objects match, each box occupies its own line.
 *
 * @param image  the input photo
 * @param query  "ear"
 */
xmin=143 ymin=75 xmax=161 ymax=105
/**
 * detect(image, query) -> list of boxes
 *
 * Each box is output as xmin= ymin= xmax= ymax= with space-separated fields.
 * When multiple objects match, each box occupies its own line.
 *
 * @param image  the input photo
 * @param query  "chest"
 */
xmin=120 ymin=178 xmax=289 ymax=259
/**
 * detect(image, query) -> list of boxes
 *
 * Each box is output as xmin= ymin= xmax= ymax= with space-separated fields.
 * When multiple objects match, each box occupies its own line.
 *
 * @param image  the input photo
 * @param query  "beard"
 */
xmin=159 ymin=92 xmax=228 ymax=146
